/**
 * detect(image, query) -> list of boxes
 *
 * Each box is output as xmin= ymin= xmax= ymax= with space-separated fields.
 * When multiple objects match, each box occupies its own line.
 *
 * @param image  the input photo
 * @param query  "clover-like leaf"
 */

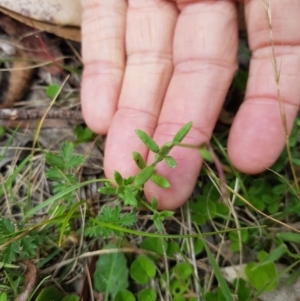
xmin=130 ymin=255 xmax=156 ymax=284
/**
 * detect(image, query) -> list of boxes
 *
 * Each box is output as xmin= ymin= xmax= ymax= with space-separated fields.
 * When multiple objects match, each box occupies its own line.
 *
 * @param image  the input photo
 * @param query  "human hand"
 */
xmin=81 ymin=0 xmax=300 ymax=209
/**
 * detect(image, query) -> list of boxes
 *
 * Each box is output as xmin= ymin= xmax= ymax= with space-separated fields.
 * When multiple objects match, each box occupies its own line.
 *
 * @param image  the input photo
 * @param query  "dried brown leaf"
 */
xmin=0 ymin=6 xmax=80 ymax=42
xmin=15 ymin=260 xmax=39 ymax=301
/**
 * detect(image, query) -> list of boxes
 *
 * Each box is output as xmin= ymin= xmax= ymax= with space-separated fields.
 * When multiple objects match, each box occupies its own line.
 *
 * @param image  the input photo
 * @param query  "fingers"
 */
xmin=104 ymin=1 xmax=178 ymax=178
xmin=145 ymin=1 xmax=238 ymax=209
xmin=81 ymin=0 xmax=127 ymax=134
xmin=228 ymin=0 xmax=300 ymax=173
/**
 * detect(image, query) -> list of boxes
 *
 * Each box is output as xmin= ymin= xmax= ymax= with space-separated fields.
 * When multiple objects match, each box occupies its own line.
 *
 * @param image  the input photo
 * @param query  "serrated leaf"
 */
xmin=45 ymin=153 xmax=65 ymax=169
xmin=0 ymin=218 xmax=15 ymax=234
xmin=119 ymin=213 xmax=136 ymax=227
xmin=114 ymin=171 xmax=124 ymax=186
xmin=65 ymin=155 xmax=85 ymax=169
xmin=98 ymin=186 xmax=117 ymax=195
xmin=61 ymin=142 xmax=74 ymax=162
xmin=20 ymin=236 xmax=36 ymax=257
xmin=132 ymin=152 xmax=146 ymax=169
xmin=135 ymin=130 xmax=159 ymax=153
xmin=124 ymin=188 xmax=138 ymax=207
xmin=3 ymin=241 xmax=18 ymax=263
xmin=45 ymin=168 xmax=62 ymax=181
xmin=75 ymin=125 xmax=94 ymax=142
xmin=124 ymin=176 xmax=135 ymax=185
xmin=164 ymin=156 xmax=177 ymax=168
xmin=134 ymin=166 xmax=155 ymax=187
xmin=151 ymin=174 xmax=170 ymax=188
xmin=173 ymin=122 xmax=192 ymax=143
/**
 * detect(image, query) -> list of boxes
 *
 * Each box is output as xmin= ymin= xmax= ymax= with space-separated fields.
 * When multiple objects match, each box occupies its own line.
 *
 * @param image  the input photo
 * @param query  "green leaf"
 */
xmin=65 ymin=155 xmax=85 ymax=169
xmin=114 ymin=171 xmax=124 ymax=186
xmin=45 ymin=168 xmax=62 ymax=181
xmin=229 ymin=229 xmax=249 ymax=243
xmin=45 ymin=153 xmax=65 ymax=169
xmin=167 ymin=241 xmax=180 ymax=257
xmin=199 ymin=147 xmax=213 ymax=162
xmin=151 ymin=197 xmax=158 ymax=210
xmin=0 ymin=292 xmax=7 ymax=301
xmin=130 ymin=255 xmax=156 ymax=284
xmin=277 ymin=232 xmax=300 ymax=243
xmin=3 ymin=241 xmax=18 ymax=263
xmin=151 ymin=174 xmax=170 ymax=188
xmin=173 ymin=262 xmax=193 ymax=281
xmin=132 ymin=152 xmax=147 ymax=169
xmin=256 ymin=244 xmax=287 ymax=267
xmin=170 ymin=278 xmax=188 ymax=296
xmin=135 ymin=130 xmax=159 ymax=153
xmin=98 ymin=186 xmax=116 ymax=195
xmin=36 ymin=287 xmax=63 ymax=301
xmin=164 ymin=156 xmax=177 ymax=168
xmin=123 ymin=188 xmax=138 ymax=207
xmin=173 ymin=122 xmax=192 ymax=143
xmin=137 ymin=288 xmax=156 ymax=301
xmin=61 ymin=295 xmax=80 ymax=301
xmin=245 ymin=261 xmax=278 ymax=292
xmin=159 ymin=210 xmax=174 ymax=218
xmin=0 ymin=218 xmax=15 ymax=234
xmin=74 ymin=125 xmax=94 ymax=142
xmin=114 ymin=290 xmax=136 ymax=301
xmin=140 ymin=237 xmax=167 ymax=257
xmin=61 ymin=142 xmax=74 ymax=161
xmin=0 ymin=127 xmax=5 ymax=137
xmin=202 ymin=236 xmax=234 ymax=301
xmin=134 ymin=166 xmax=155 ymax=186
xmin=45 ymin=84 xmax=60 ymax=99
xmin=20 ymin=236 xmax=36 ymax=257
xmin=158 ymin=141 xmax=174 ymax=157
xmin=93 ymin=244 xmax=129 ymax=297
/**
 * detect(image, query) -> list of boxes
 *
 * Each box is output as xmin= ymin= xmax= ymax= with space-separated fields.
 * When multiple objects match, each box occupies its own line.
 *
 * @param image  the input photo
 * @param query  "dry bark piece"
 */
xmin=0 ymin=52 xmax=35 ymax=108
xmin=15 ymin=260 xmax=39 ymax=301
xmin=0 ymin=0 xmax=81 ymax=26
xmin=0 ymin=108 xmax=83 ymax=120
xmin=0 ymin=6 xmax=80 ymax=42
xmin=0 ymin=12 xmax=66 ymax=108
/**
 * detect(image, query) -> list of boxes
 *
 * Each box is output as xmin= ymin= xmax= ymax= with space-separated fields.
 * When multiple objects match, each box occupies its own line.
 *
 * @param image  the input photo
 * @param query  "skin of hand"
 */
xmin=81 ymin=0 xmax=300 ymax=210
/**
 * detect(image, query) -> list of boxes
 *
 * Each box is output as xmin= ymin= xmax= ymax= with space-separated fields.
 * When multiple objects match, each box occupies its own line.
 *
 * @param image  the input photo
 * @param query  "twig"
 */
xmin=0 ymin=108 xmax=83 ymax=120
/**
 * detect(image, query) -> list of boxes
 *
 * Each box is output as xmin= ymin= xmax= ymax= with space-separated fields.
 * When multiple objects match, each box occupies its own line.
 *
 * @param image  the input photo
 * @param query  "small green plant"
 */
xmin=45 ymin=141 xmax=84 ymax=206
xmin=130 ymin=255 xmax=156 ymax=285
xmin=74 ymin=125 xmax=96 ymax=143
xmin=45 ymin=84 xmax=61 ymax=99
xmin=93 ymin=243 xmax=129 ymax=298
xmin=245 ymin=250 xmax=278 ymax=292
